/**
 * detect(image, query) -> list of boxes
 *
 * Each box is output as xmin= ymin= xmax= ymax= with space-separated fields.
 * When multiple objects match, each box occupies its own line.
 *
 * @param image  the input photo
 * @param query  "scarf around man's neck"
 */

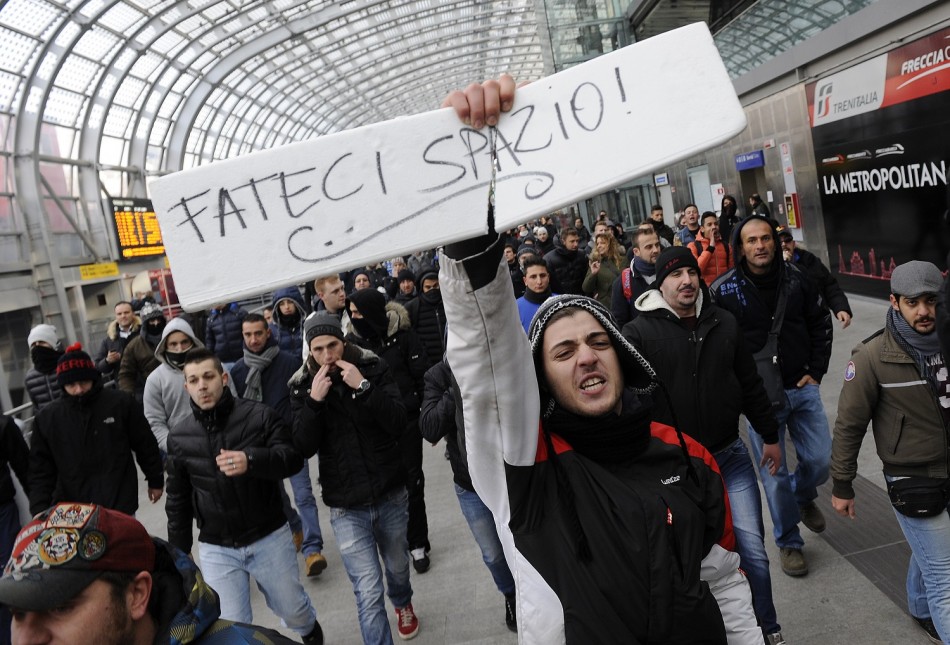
xmin=887 ymin=306 xmax=942 ymax=394
xmin=242 ymin=343 xmax=280 ymax=402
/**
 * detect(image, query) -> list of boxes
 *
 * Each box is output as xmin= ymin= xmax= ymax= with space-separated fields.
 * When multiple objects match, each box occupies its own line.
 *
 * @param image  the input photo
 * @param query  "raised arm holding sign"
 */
xmin=150 ymin=22 xmax=745 ymax=311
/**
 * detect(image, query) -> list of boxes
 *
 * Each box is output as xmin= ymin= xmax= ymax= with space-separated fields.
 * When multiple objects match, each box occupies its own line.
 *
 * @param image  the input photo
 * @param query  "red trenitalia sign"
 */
xmin=806 ymin=27 xmax=950 ymax=299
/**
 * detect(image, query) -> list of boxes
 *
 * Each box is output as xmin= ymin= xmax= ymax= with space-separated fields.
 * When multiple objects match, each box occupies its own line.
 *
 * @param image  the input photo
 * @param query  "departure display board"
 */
xmin=110 ymin=198 xmax=165 ymax=260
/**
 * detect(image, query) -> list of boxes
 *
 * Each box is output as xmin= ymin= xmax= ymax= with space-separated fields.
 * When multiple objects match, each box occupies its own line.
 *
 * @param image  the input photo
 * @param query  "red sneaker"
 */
xmin=395 ymin=603 xmax=419 ymax=640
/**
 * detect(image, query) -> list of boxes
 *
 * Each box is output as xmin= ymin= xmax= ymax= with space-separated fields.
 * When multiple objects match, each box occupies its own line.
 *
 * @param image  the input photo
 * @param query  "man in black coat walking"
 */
xmin=28 ymin=343 xmax=164 ymax=517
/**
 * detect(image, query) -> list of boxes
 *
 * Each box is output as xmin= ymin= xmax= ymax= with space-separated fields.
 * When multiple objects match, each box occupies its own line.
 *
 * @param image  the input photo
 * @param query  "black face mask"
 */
xmin=421 ymin=289 xmax=443 ymax=306
xmin=351 ymin=317 xmax=380 ymax=340
xmin=165 ymin=350 xmax=188 ymax=369
xmin=144 ymin=319 xmax=166 ymax=345
xmin=31 ymin=346 xmax=63 ymax=373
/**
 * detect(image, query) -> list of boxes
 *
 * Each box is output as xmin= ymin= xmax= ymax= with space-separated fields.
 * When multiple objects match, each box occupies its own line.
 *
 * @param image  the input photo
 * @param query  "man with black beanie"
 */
xmin=625 ymin=245 xmax=786 ymax=645
xmin=290 ymin=312 xmax=418 ymax=641
xmin=28 ymin=342 xmax=164 ymax=516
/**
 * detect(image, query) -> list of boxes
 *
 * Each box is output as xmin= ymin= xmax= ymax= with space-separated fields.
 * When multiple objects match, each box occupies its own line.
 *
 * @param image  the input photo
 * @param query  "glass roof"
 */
xmin=0 ymin=0 xmax=883 ymax=268
xmin=714 ymin=0 xmax=879 ymax=78
xmin=0 ymin=0 xmax=547 ymax=185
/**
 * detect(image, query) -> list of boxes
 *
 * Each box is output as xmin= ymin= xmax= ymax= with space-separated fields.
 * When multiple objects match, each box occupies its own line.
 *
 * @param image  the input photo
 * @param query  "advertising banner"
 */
xmin=806 ymin=27 xmax=950 ymax=298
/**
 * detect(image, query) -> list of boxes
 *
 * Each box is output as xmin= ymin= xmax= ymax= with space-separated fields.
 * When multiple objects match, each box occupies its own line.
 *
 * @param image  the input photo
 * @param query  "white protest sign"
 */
xmin=149 ymin=22 xmax=746 ymax=311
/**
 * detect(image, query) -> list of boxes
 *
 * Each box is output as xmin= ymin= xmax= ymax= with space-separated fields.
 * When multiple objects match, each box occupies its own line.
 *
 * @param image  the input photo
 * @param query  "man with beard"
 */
xmin=0 ymin=503 xmax=305 ymax=645
xmin=24 ymin=324 xmax=63 ymax=413
xmin=231 ymin=314 xmax=327 ymax=577
xmin=290 ymin=313 xmax=418 ymax=642
xmin=28 ymin=343 xmax=164 ymax=516
xmin=611 ymin=227 xmax=662 ymax=327
xmin=711 ymin=215 xmax=833 ymax=578
xmin=690 ymin=211 xmax=734 ymax=286
xmin=166 ymin=349 xmax=322 ymax=642
xmin=118 ymin=302 xmax=165 ymax=401
xmin=624 ymin=246 xmax=786 ymax=645
xmin=831 ymin=261 xmax=950 ymax=644
xmin=346 ymin=289 xmax=432 ymax=573
xmin=394 ymin=268 xmax=418 ymax=305
xmin=438 ymin=75 xmax=758 ymax=644
xmin=544 ymin=227 xmax=588 ymax=295
xmin=405 ymin=269 xmax=447 ymax=366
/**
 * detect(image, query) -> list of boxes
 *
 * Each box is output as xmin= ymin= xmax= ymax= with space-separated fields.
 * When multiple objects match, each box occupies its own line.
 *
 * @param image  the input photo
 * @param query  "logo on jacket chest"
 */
xmin=660 ymin=474 xmax=681 ymax=485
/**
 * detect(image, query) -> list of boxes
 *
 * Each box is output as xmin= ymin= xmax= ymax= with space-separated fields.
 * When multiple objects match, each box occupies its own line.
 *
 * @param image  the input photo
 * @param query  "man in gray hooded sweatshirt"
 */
xmin=144 ymin=317 xmax=236 ymax=454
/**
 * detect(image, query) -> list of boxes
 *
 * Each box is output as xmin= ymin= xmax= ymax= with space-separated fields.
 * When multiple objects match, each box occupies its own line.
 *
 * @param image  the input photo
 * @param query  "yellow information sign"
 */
xmin=79 ymin=262 xmax=120 ymax=280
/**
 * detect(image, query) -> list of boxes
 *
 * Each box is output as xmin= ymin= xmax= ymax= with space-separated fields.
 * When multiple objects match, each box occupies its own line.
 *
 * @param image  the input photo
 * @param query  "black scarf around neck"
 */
xmin=523 ymin=287 xmax=551 ymax=305
xmin=543 ymin=389 xmax=652 ymax=463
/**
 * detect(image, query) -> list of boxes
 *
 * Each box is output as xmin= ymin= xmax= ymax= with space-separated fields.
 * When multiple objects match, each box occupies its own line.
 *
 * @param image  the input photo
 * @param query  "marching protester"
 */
xmin=438 ymin=75 xmax=758 ymax=644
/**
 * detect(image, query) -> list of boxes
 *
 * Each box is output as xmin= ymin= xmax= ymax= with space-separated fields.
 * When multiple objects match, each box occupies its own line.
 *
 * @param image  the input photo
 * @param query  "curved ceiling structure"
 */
xmin=0 ymin=0 xmax=547 ymax=267
xmin=0 ymin=0 xmax=879 ymax=269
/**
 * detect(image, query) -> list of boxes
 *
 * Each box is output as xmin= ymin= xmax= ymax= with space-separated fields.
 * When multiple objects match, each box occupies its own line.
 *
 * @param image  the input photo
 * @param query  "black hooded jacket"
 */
xmin=346 ymin=289 xmax=430 ymax=417
xmin=29 ymin=381 xmax=164 ymax=516
xmin=710 ymin=216 xmax=832 ymax=386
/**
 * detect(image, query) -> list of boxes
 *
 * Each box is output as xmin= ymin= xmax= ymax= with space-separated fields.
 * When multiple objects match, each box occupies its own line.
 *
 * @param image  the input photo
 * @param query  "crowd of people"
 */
xmin=1 ymin=75 xmax=948 ymax=645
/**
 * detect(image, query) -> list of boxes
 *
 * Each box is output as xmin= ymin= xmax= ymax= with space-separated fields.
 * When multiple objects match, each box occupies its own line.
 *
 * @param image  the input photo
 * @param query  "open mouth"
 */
xmin=580 ymin=376 xmax=605 ymax=391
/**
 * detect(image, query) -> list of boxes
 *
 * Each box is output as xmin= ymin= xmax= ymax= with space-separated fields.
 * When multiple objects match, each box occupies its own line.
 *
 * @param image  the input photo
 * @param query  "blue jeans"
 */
xmin=198 ymin=523 xmax=317 ymax=636
xmin=330 ymin=488 xmax=413 ymax=645
xmin=886 ymin=475 xmax=950 ymax=641
xmin=455 ymin=484 xmax=516 ymax=596
xmin=289 ymin=460 xmax=324 ymax=555
xmin=714 ymin=438 xmax=779 ymax=634
xmin=748 ymin=383 xmax=831 ymax=549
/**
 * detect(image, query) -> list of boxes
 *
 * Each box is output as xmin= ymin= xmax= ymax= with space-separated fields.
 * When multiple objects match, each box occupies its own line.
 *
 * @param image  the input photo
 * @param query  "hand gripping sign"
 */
xmin=149 ymin=22 xmax=746 ymax=311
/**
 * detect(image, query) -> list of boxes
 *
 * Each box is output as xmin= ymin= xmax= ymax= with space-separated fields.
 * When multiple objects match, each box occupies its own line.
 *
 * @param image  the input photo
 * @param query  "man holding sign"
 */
xmin=438 ymin=77 xmax=759 ymax=645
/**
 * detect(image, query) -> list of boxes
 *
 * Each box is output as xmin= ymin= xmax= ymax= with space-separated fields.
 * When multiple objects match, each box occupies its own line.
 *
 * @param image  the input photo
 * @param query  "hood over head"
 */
xmin=154 ymin=317 xmax=204 ymax=367
xmin=527 ymin=294 xmax=657 ymax=416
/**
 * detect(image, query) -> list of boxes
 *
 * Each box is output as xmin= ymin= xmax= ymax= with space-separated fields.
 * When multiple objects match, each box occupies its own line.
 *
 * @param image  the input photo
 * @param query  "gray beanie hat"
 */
xmin=890 ymin=260 xmax=943 ymax=298
xmin=305 ymin=312 xmax=344 ymax=346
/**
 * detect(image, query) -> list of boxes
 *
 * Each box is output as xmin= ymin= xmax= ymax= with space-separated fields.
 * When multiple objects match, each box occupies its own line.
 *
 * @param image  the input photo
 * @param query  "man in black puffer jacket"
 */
xmin=290 ymin=312 xmax=419 ymax=642
xmin=29 ymin=343 xmax=164 ymax=517
xmin=165 ymin=347 xmax=323 ymax=643
xmin=24 ymin=324 xmax=63 ymax=413
xmin=543 ymin=227 xmax=588 ymax=295
xmin=405 ymin=268 xmax=446 ymax=365
xmin=346 ymin=288 xmax=433 ymax=573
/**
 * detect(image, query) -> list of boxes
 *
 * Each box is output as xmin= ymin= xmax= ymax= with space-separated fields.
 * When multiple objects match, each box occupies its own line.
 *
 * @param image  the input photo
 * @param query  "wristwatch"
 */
xmin=355 ymin=379 xmax=371 ymax=395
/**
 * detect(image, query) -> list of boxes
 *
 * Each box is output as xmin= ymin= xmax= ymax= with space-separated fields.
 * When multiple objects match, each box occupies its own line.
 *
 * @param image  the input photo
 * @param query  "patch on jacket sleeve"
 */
xmin=844 ymin=361 xmax=856 ymax=381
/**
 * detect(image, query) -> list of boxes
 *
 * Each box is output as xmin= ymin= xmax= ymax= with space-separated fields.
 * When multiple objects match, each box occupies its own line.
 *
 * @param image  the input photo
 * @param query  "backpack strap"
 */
xmin=622 ymin=268 xmax=633 ymax=301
